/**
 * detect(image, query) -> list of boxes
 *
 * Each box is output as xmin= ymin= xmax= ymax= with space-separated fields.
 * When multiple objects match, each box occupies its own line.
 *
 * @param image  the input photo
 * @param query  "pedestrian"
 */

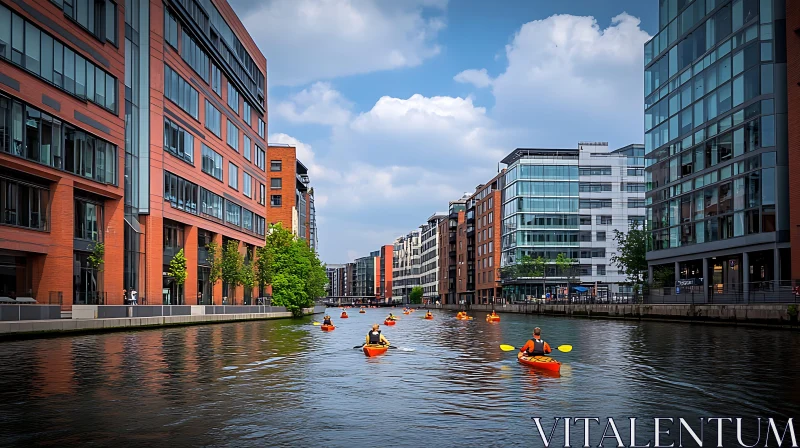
xmin=123 ymin=288 xmax=129 ymax=305
xmin=130 ymin=289 xmax=138 ymax=305
xmin=197 ymin=291 xmax=203 ymax=305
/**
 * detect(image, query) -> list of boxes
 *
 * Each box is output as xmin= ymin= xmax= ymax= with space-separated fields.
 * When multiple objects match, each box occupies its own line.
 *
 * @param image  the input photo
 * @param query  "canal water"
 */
xmin=0 ymin=309 xmax=798 ymax=447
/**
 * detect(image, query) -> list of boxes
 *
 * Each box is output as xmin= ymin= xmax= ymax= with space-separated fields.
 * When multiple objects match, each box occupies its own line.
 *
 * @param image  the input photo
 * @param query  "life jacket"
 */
xmin=368 ymin=330 xmax=382 ymax=344
xmin=526 ymin=338 xmax=546 ymax=356
xmin=323 ymin=318 xmax=332 ymax=325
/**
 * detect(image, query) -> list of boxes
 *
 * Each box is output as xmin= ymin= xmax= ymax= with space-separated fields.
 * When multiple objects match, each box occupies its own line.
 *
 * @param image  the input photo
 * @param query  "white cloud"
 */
xmin=275 ymin=82 xmax=353 ymax=126
xmin=238 ymin=0 xmax=447 ymax=86
xmin=453 ymin=68 xmax=493 ymax=88
xmin=489 ymin=12 xmax=651 ymax=147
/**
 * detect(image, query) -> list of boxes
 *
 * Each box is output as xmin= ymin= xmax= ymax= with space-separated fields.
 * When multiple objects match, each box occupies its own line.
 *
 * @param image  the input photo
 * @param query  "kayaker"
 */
xmin=425 ymin=311 xmax=433 ymax=318
xmin=520 ymin=327 xmax=551 ymax=357
xmin=491 ymin=310 xmax=498 ymax=317
xmin=387 ymin=313 xmax=397 ymax=321
xmin=366 ymin=324 xmax=390 ymax=346
xmin=322 ymin=315 xmax=333 ymax=326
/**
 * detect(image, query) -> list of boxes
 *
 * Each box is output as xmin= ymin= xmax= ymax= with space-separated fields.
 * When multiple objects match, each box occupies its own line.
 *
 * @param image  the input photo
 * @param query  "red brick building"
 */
xmin=379 ymin=244 xmax=393 ymax=302
xmin=0 ymin=0 xmax=270 ymax=306
xmin=438 ymin=195 xmax=467 ymax=305
xmin=265 ymin=144 xmax=314 ymax=250
xmin=787 ymin=1 xmax=800 ymax=281
xmin=473 ymin=170 xmax=504 ymax=304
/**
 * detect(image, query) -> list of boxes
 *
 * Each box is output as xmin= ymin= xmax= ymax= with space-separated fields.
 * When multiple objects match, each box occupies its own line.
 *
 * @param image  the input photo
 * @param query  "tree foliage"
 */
xmin=409 ymin=286 xmax=423 ymax=304
xmin=169 ymin=248 xmax=188 ymax=285
xmin=206 ymin=242 xmax=222 ymax=286
xmin=222 ymin=240 xmax=244 ymax=288
xmin=610 ymin=222 xmax=650 ymax=287
xmin=264 ymin=223 xmax=328 ymax=316
xmin=555 ymin=253 xmax=575 ymax=279
xmin=240 ymin=249 xmax=255 ymax=291
xmin=87 ymin=242 xmax=105 ymax=271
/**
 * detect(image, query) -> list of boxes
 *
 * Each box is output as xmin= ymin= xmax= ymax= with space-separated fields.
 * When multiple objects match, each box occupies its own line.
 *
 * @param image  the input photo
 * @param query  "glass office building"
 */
xmin=644 ymin=0 xmax=789 ymax=301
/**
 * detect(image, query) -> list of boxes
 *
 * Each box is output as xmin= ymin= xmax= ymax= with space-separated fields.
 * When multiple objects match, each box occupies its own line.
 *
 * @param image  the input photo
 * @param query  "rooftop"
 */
xmin=501 ymin=147 xmax=579 ymax=165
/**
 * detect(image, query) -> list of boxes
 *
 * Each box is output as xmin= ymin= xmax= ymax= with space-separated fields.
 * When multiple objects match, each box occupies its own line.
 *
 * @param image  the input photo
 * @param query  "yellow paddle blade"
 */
xmin=556 ymin=345 xmax=573 ymax=353
xmin=499 ymin=344 xmax=517 ymax=351
xmin=313 ymin=322 xmax=321 ymax=325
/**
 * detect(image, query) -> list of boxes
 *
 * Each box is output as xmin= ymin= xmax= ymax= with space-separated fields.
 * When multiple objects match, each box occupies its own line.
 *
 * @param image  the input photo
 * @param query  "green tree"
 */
xmin=254 ymin=244 xmax=273 ymax=297
xmin=555 ymin=252 xmax=575 ymax=299
xmin=240 ymin=249 xmax=256 ymax=299
xmin=169 ymin=248 xmax=188 ymax=286
xmin=222 ymin=240 xmax=244 ymax=302
xmin=206 ymin=241 xmax=222 ymax=288
xmin=87 ymin=242 xmax=105 ymax=271
xmin=409 ymin=286 xmax=423 ymax=304
xmin=265 ymin=223 xmax=327 ymax=316
xmin=610 ymin=222 xmax=650 ymax=299
xmin=652 ymin=266 xmax=675 ymax=288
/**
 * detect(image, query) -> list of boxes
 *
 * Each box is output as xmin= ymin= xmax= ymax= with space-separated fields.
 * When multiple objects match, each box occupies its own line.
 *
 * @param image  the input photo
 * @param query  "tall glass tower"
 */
xmin=643 ymin=0 xmax=789 ymax=302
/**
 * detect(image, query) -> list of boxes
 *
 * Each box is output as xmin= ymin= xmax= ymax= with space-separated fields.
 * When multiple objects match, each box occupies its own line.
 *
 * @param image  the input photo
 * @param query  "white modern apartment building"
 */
xmin=500 ymin=142 xmax=645 ymax=301
xmin=392 ymin=229 xmax=421 ymax=303
xmin=577 ymin=142 xmax=646 ymax=299
xmin=419 ymin=213 xmax=447 ymax=302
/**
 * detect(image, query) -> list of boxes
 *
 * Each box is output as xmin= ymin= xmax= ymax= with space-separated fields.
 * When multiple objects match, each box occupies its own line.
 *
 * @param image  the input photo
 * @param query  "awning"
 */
xmin=572 ymin=286 xmax=589 ymax=292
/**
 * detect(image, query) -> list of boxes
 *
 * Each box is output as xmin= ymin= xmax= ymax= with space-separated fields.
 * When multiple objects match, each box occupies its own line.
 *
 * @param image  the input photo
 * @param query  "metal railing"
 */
xmin=74 ymin=291 xmax=107 ymax=305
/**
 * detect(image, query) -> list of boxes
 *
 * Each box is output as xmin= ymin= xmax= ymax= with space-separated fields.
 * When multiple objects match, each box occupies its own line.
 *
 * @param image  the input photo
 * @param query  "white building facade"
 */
xmin=392 ymin=230 xmax=421 ymax=303
xmin=419 ymin=213 xmax=447 ymax=302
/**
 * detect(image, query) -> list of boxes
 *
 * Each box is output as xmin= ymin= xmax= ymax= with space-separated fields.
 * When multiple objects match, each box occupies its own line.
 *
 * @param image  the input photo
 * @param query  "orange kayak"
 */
xmin=517 ymin=353 xmax=561 ymax=372
xmin=486 ymin=315 xmax=500 ymax=322
xmin=359 ymin=310 xmax=366 ymax=314
xmin=384 ymin=319 xmax=396 ymax=326
xmin=363 ymin=344 xmax=389 ymax=357
xmin=456 ymin=316 xmax=473 ymax=320
xmin=321 ymin=324 xmax=335 ymax=331
xmin=403 ymin=311 xmax=410 ymax=315
xmin=341 ymin=313 xmax=348 ymax=318
xmin=424 ymin=315 xmax=433 ymax=320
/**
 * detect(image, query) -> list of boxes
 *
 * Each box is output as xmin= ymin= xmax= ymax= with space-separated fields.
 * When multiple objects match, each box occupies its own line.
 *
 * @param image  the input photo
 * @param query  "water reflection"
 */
xmin=0 ymin=311 xmax=798 ymax=446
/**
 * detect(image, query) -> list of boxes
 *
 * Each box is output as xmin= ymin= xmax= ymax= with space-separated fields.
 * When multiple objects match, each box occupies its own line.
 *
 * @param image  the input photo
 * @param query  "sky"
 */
xmin=227 ymin=0 xmax=659 ymax=264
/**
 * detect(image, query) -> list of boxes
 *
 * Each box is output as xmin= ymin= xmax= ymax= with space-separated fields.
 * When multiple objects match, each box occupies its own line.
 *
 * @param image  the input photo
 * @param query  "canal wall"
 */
xmin=0 ymin=305 xmax=326 ymax=339
xmin=440 ymin=303 xmax=799 ymax=327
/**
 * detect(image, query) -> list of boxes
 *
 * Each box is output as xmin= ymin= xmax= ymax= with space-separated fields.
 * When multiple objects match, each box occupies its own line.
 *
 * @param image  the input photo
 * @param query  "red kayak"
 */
xmin=517 ymin=353 xmax=561 ymax=373
xmin=384 ymin=319 xmax=396 ymax=326
xmin=424 ymin=315 xmax=433 ymax=320
xmin=321 ymin=324 xmax=335 ymax=331
xmin=363 ymin=344 xmax=389 ymax=357
xmin=341 ymin=313 xmax=349 ymax=318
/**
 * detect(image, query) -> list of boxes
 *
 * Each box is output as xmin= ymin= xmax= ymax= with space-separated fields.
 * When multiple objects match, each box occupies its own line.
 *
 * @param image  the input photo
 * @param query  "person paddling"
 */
xmin=387 ymin=312 xmax=397 ymax=321
xmin=366 ymin=324 xmax=389 ymax=346
xmin=491 ymin=310 xmax=498 ymax=317
xmin=520 ymin=327 xmax=551 ymax=357
xmin=425 ymin=311 xmax=433 ymax=318
xmin=322 ymin=315 xmax=333 ymax=326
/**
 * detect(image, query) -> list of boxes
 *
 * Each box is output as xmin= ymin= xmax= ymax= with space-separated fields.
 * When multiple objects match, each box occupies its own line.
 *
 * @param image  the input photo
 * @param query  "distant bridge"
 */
xmin=323 ymin=297 xmax=397 ymax=307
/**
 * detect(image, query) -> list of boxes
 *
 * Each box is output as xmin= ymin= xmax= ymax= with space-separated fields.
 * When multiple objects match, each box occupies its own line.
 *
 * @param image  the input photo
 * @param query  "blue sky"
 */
xmin=228 ymin=0 xmax=659 ymax=263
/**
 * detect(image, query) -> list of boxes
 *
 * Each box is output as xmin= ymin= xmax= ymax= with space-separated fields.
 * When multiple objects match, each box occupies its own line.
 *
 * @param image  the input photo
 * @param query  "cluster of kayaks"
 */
xmin=321 ymin=309 xmax=564 ymax=372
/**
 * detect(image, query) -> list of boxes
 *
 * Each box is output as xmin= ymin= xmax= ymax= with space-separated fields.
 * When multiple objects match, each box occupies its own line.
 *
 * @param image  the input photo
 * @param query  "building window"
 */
xmin=243 ymin=101 xmax=252 ymax=127
xmin=225 ymin=200 xmax=241 ymax=226
xmin=228 ymin=163 xmax=238 ymax=190
xmin=597 ymin=215 xmax=612 ymax=225
xmin=0 ymin=4 xmax=118 ymax=113
xmin=211 ymin=63 xmax=221 ymax=96
xmin=226 ymin=120 xmax=238 ymax=150
xmin=259 ymin=183 xmax=265 ymax=205
xmin=596 ymin=231 xmax=606 ymax=242
xmin=163 ymin=117 xmax=194 ymax=164
xmin=255 ymin=146 xmax=265 ymax=171
xmin=227 ymin=82 xmax=239 ymax=114
xmin=596 ymin=265 xmax=606 ymax=276
xmin=270 ymin=178 xmax=281 ymax=189
xmin=51 ymin=0 xmax=117 ymax=44
xmin=627 ymin=168 xmax=644 ymax=176
xmin=201 ymin=144 xmax=222 ymax=180
xmin=74 ymin=197 xmax=103 ymax=241
xmin=579 ymin=182 xmax=612 ymax=192
xmin=243 ymin=135 xmax=251 ymax=161
xmin=199 ymin=187 xmax=223 ymax=220
xmin=181 ymin=29 xmax=208 ymax=82
xmin=270 ymin=160 xmax=282 ymax=171
xmin=164 ymin=64 xmax=198 ymax=119
xmin=243 ymin=172 xmax=252 ymax=198
xmin=1 ymin=176 xmax=49 ymax=231
xmin=270 ymin=195 xmax=282 ymax=207
xmin=164 ymin=8 xmax=178 ymax=48
xmin=579 ymin=166 xmax=612 ymax=176
xmin=204 ymin=100 xmax=221 ymax=137
xmin=625 ymin=183 xmax=646 ymax=192
xmin=580 ymin=199 xmax=612 ymax=209
xmin=629 ymin=216 xmax=646 ymax=227
xmin=628 ymin=199 xmax=646 ymax=208
xmin=0 ymin=95 xmax=117 ymax=185
xmin=163 ymin=171 xmax=198 ymax=214
xmin=258 ymin=118 xmax=265 ymax=138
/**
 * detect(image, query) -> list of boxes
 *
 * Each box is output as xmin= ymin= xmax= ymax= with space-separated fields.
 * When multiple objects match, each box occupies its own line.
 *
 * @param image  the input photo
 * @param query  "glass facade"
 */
xmin=501 ymin=159 xmax=580 ymax=266
xmin=644 ymin=0 xmax=783 ymax=252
